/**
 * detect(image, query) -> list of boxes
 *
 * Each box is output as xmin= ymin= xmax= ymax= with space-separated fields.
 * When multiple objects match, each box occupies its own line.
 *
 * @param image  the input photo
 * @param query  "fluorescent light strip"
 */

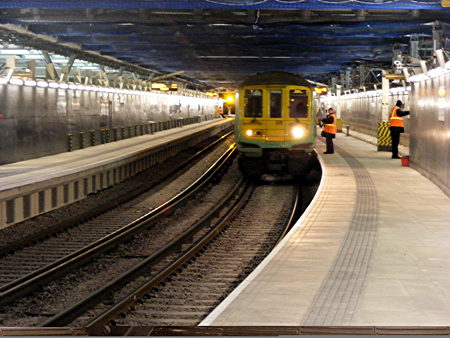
xmin=9 ymin=78 xmax=23 ymax=85
xmin=0 ymin=78 xmax=211 ymax=100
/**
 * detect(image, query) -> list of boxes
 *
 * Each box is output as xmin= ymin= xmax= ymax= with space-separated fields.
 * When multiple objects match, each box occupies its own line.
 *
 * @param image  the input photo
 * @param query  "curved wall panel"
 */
xmin=0 ymin=84 xmax=220 ymax=164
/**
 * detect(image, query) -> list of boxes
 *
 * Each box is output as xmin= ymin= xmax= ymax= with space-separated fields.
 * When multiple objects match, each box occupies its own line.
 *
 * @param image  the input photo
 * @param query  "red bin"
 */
xmin=401 ymin=156 xmax=409 ymax=167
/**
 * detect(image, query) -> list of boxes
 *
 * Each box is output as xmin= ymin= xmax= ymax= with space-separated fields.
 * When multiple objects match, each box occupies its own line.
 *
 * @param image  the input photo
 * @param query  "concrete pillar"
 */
xmin=30 ymin=192 xmax=39 ymax=219
xmin=336 ymin=85 xmax=342 ymax=119
xmin=0 ymin=200 xmax=6 ymax=229
xmin=13 ymin=197 xmax=24 ymax=225
xmin=381 ymin=72 xmax=390 ymax=121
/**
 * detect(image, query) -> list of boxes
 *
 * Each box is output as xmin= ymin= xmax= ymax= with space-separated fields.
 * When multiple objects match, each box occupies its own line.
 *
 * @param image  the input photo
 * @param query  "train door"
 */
xmin=265 ymin=86 xmax=285 ymax=143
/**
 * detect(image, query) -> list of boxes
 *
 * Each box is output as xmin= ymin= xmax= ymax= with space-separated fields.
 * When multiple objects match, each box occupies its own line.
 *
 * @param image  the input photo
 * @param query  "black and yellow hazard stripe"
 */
xmin=377 ymin=122 xmax=392 ymax=151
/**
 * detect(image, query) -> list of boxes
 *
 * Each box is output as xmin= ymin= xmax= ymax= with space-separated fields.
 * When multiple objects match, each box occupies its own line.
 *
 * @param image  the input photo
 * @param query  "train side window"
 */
xmin=289 ymin=90 xmax=308 ymax=118
xmin=269 ymin=91 xmax=282 ymax=118
xmin=244 ymin=89 xmax=263 ymax=118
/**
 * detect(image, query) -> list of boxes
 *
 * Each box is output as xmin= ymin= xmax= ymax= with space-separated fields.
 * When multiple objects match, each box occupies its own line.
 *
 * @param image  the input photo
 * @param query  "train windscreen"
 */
xmin=269 ymin=91 xmax=282 ymax=118
xmin=289 ymin=89 xmax=308 ymax=118
xmin=244 ymin=89 xmax=263 ymax=118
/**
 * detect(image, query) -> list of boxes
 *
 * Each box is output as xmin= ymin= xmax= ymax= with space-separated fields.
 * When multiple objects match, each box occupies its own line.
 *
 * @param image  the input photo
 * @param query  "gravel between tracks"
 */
xmin=0 ymin=138 xmax=239 ymax=327
xmin=0 ymin=136 xmax=234 ymax=249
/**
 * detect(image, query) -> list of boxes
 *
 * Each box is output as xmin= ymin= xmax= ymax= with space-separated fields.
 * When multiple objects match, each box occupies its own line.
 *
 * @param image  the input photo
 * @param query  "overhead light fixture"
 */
xmin=0 ymin=49 xmax=30 ymax=54
xmin=409 ymin=73 xmax=429 ymax=82
xmin=9 ymin=78 xmax=24 ymax=85
xmin=24 ymin=80 xmax=37 ymax=86
xmin=37 ymin=81 xmax=49 ymax=87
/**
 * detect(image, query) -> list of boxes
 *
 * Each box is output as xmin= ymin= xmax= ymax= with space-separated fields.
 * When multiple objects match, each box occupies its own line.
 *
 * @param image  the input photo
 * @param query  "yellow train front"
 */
xmin=235 ymin=72 xmax=317 ymax=177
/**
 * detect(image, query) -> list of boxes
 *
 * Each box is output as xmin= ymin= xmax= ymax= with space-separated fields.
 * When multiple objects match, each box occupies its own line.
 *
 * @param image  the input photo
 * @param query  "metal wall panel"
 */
xmin=0 ymin=84 xmax=219 ymax=164
xmin=322 ymin=75 xmax=449 ymax=196
xmin=410 ymin=73 xmax=450 ymax=196
xmin=323 ymin=89 xmax=410 ymax=143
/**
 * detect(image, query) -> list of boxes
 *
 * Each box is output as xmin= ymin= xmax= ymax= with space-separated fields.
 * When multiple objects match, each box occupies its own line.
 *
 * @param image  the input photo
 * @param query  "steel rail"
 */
xmin=84 ymin=181 xmax=253 ymax=334
xmin=43 ymin=171 xmax=246 ymax=327
xmin=0 ymin=142 xmax=237 ymax=307
xmin=274 ymin=182 xmax=302 ymax=247
xmin=0 ymin=130 xmax=233 ymax=259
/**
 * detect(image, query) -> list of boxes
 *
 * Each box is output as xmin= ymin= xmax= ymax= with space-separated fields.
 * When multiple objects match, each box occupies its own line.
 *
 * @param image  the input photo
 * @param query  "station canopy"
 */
xmin=0 ymin=0 xmax=448 ymax=90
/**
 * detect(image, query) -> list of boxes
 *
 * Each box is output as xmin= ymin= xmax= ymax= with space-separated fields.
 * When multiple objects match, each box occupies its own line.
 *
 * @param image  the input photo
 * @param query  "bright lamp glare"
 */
xmin=37 ymin=81 xmax=49 ymax=87
xmin=246 ymin=129 xmax=253 ymax=137
xmin=9 ymin=78 xmax=24 ymax=86
xmin=24 ymin=80 xmax=37 ymax=87
xmin=292 ymin=126 xmax=305 ymax=138
xmin=226 ymin=95 xmax=235 ymax=103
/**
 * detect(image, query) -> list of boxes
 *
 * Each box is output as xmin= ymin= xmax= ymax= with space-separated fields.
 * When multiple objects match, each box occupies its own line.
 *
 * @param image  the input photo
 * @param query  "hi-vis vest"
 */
xmin=389 ymin=106 xmax=404 ymax=127
xmin=323 ymin=113 xmax=337 ymax=134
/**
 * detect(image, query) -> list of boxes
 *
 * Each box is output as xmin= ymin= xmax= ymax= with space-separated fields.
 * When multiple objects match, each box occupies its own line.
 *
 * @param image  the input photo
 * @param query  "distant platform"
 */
xmin=0 ymin=118 xmax=234 ymax=229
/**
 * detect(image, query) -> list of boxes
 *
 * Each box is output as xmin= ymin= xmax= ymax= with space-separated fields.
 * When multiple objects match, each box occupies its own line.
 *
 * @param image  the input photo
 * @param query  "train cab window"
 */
xmin=289 ymin=90 xmax=308 ymax=118
xmin=269 ymin=91 xmax=282 ymax=118
xmin=244 ymin=89 xmax=263 ymax=118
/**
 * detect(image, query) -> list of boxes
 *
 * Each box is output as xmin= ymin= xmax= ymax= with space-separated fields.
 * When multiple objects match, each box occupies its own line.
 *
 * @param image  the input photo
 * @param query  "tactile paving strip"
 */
xmin=302 ymin=145 xmax=379 ymax=325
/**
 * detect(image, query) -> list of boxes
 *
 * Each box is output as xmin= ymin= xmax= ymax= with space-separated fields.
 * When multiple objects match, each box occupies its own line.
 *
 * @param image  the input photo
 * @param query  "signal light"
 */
xmin=226 ymin=95 xmax=235 ymax=103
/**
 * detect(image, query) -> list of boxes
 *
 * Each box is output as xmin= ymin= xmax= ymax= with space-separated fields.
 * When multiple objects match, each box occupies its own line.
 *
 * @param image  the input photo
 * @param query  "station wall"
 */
xmin=322 ymin=72 xmax=449 ymax=197
xmin=409 ymin=72 xmax=450 ymax=197
xmin=0 ymin=84 xmax=220 ymax=164
xmin=323 ymin=89 xmax=410 ymax=145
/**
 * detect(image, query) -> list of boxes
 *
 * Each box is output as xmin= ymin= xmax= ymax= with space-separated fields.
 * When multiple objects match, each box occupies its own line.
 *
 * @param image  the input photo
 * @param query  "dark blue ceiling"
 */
xmin=0 ymin=0 xmax=446 ymax=10
xmin=0 ymin=1 xmax=448 ymax=89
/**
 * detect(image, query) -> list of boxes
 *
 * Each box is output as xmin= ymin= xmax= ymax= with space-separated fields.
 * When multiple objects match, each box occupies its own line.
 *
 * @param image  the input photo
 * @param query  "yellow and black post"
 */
xmin=100 ymin=129 xmax=106 ymax=144
xmin=79 ymin=131 xmax=85 ymax=149
xmin=336 ymin=118 xmax=343 ymax=133
xmin=67 ymin=133 xmax=73 ymax=152
xmin=377 ymin=122 xmax=391 ymax=151
xmin=90 ymin=130 xmax=95 ymax=146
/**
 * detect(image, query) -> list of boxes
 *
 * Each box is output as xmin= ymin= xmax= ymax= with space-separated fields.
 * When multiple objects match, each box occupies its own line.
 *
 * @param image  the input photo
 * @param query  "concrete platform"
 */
xmin=201 ymin=132 xmax=450 ymax=327
xmin=0 ymin=118 xmax=233 ymax=228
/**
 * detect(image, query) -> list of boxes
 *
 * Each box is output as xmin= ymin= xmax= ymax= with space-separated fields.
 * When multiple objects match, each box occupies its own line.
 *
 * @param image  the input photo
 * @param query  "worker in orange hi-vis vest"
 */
xmin=216 ymin=105 xmax=224 ymax=118
xmin=321 ymin=107 xmax=337 ymax=154
xmin=389 ymin=100 xmax=410 ymax=159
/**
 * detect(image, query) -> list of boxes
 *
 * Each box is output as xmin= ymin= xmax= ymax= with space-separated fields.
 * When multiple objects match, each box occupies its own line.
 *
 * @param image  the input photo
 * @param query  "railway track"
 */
xmin=0 ymin=134 xmax=235 ymax=321
xmin=76 ymin=180 xmax=302 ymax=332
xmin=0 ymin=143 xmax=241 ymax=327
xmin=0 ymin=134 xmax=318 ymax=329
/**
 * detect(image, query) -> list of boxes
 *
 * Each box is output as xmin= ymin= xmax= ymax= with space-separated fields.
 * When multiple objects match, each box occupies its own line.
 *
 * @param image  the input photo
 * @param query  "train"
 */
xmin=235 ymin=72 xmax=317 ymax=177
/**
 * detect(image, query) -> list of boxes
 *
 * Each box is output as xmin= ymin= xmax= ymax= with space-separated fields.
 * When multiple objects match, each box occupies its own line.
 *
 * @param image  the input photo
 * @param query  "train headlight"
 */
xmin=245 ymin=129 xmax=262 ymax=137
xmin=291 ymin=126 xmax=305 ymax=139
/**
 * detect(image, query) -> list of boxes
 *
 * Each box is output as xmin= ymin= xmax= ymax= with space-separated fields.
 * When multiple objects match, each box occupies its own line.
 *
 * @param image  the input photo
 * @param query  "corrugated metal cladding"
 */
xmin=0 ymin=0 xmax=444 ymax=9
xmin=324 ymin=73 xmax=449 ymax=197
xmin=335 ymin=92 xmax=410 ymax=143
xmin=0 ymin=84 xmax=219 ymax=165
xmin=410 ymin=72 xmax=450 ymax=197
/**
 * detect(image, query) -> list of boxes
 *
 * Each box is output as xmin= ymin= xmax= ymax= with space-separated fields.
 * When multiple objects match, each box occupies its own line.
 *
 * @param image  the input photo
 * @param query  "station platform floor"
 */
xmin=0 ymin=118 xmax=231 ymax=189
xmin=201 ymin=132 xmax=450 ymax=327
xmin=0 ymin=117 xmax=233 ymax=229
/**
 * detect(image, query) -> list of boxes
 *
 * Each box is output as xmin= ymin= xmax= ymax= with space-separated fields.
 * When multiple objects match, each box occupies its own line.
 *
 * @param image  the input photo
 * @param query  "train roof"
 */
xmin=239 ymin=72 xmax=314 ymax=88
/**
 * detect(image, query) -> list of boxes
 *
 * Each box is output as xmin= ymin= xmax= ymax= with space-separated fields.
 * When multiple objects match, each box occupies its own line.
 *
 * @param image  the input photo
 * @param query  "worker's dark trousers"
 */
xmin=326 ymin=136 xmax=334 ymax=153
xmin=390 ymin=129 xmax=400 ymax=157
